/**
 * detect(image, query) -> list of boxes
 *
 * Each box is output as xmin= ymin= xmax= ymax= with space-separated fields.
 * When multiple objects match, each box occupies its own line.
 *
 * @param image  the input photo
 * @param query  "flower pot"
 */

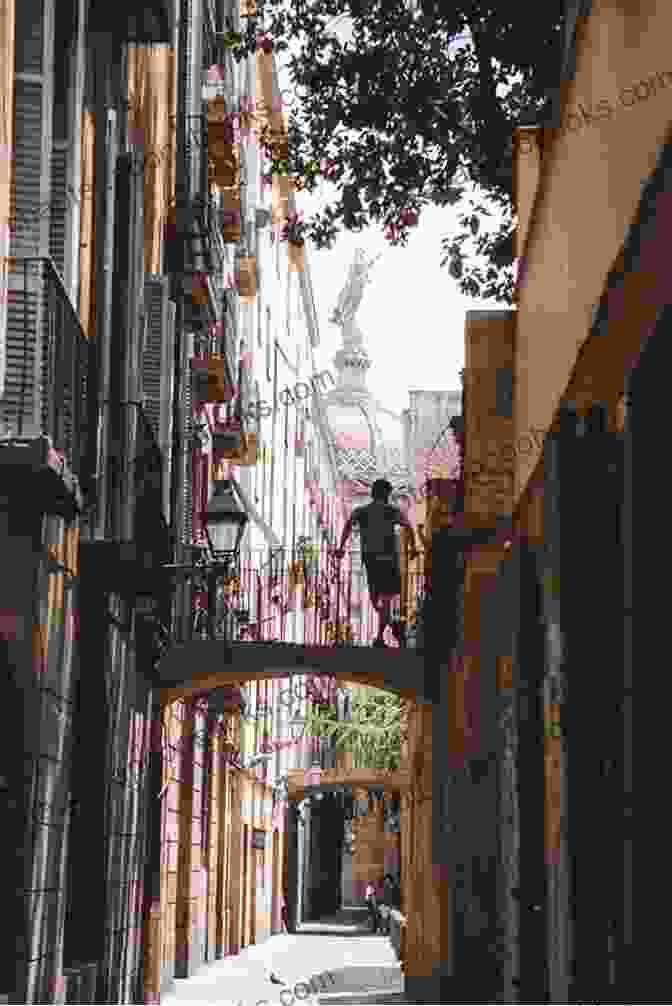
xmin=237 ymin=256 xmax=257 ymax=301
xmin=220 ymin=210 xmax=241 ymax=243
xmin=212 ymin=427 xmax=243 ymax=457
xmin=256 ymin=51 xmax=276 ymax=130
xmin=271 ymin=175 xmax=292 ymax=223
xmin=191 ymin=355 xmax=230 ymax=403
xmin=220 ymin=188 xmax=241 ymax=242
xmin=267 ymin=129 xmax=288 ymax=162
xmin=287 ymin=239 xmax=305 ymax=271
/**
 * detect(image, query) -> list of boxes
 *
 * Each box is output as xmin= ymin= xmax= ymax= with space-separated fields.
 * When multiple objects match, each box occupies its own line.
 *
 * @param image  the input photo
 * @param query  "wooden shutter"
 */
xmin=49 ymin=139 xmax=68 ymax=279
xmin=3 ymin=58 xmax=52 ymax=436
xmin=143 ymin=275 xmax=175 ymax=524
xmin=11 ymin=0 xmax=54 ymax=259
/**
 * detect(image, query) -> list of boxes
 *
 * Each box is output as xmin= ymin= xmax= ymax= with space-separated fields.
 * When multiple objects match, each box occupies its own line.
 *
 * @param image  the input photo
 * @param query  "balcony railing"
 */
xmin=169 ymin=543 xmax=427 ymax=649
xmin=1 ymin=256 xmax=93 ymax=488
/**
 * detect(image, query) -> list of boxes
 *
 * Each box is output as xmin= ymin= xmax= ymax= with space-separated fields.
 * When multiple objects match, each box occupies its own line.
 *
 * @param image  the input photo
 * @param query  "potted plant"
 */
xmin=222 ymin=28 xmax=242 ymax=48
xmin=255 ymin=31 xmax=274 ymax=53
xmin=220 ymin=207 xmax=241 ymax=243
xmin=280 ymin=210 xmax=306 ymax=270
xmin=399 ymin=207 xmax=419 ymax=227
xmin=236 ymin=255 xmax=258 ymax=301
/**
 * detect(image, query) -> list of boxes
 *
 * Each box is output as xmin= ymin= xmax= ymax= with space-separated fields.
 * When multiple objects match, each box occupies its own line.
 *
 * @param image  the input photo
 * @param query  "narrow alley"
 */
xmin=161 ymin=910 xmax=406 ymax=1006
xmin=1 ymin=0 xmax=641 ymax=1002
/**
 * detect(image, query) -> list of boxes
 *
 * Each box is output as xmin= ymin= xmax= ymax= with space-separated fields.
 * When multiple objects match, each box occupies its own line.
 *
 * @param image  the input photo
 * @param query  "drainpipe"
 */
xmin=93 ymin=36 xmax=117 ymax=541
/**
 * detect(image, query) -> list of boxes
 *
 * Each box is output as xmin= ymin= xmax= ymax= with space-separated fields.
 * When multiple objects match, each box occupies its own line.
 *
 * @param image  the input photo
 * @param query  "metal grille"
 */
xmin=182 ymin=352 xmax=194 ymax=545
xmin=142 ymin=277 xmax=168 ymax=440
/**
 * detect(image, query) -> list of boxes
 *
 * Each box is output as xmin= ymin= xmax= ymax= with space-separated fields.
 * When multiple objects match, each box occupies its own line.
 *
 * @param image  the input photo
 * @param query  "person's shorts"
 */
xmin=363 ymin=554 xmax=401 ymax=597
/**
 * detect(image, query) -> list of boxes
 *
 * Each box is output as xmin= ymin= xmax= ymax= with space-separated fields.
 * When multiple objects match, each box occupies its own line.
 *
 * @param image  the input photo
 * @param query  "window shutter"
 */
xmin=3 ymin=59 xmax=51 ymax=436
xmin=48 ymin=140 xmax=68 ymax=280
xmin=10 ymin=80 xmax=47 ymax=258
xmin=143 ymin=275 xmax=176 ymax=524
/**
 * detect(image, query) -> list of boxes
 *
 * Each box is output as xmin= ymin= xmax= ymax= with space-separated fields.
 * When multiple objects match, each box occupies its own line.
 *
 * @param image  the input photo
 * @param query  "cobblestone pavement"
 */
xmin=161 ymin=909 xmax=407 ymax=1006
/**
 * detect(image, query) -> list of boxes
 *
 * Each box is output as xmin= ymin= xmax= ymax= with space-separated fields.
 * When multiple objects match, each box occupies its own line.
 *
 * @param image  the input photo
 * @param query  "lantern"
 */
xmin=204 ymin=478 xmax=249 ymax=560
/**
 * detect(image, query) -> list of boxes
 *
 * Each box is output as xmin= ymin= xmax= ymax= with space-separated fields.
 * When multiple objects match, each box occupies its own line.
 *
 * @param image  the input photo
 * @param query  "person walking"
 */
xmin=385 ymin=873 xmax=401 ymax=909
xmin=336 ymin=479 xmax=419 ymax=647
xmin=365 ymin=880 xmax=380 ymax=933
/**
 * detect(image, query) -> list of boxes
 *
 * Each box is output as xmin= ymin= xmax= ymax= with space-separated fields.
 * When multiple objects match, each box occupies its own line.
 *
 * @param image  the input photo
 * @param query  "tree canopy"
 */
xmin=233 ymin=0 xmax=566 ymax=303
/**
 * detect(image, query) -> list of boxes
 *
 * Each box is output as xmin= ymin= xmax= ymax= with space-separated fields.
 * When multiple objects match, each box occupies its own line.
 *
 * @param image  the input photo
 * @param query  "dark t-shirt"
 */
xmin=352 ymin=502 xmax=404 ymax=559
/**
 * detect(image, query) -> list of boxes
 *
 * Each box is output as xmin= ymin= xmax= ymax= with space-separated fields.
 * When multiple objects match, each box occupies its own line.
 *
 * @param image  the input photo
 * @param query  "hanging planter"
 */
xmin=287 ymin=239 xmax=305 ymax=271
xmin=256 ymin=49 xmax=276 ymax=131
xmin=221 ymin=29 xmax=243 ymax=48
xmin=214 ymin=429 xmax=258 ymax=466
xmin=271 ymin=175 xmax=293 ymax=223
xmin=280 ymin=209 xmax=306 ymax=243
xmin=163 ymin=204 xmax=181 ymax=273
xmin=211 ymin=152 xmax=238 ymax=189
xmin=207 ymin=104 xmax=239 ymax=189
xmin=255 ymin=31 xmax=274 ymax=53
xmin=212 ymin=422 xmax=243 ymax=457
xmin=237 ymin=255 xmax=257 ymax=302
xmin=185 ymin=271 xmax=209 ymax=306
xmin=288 ymin=560 xmax=304 ymax=590
xmin=191 ymin=356 xmax=232 ymax=404
xmin=220 ymin=207 xmax=241 ymax=243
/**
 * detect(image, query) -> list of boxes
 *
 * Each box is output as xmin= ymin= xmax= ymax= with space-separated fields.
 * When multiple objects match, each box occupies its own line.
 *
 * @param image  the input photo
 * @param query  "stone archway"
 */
xmin=157 ymin=640 xmax=431 ymax=706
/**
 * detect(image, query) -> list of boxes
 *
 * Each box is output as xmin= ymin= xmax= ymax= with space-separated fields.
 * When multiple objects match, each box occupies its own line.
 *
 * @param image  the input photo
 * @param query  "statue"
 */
xmin=330 ymin=248 xmax=381 ymax=345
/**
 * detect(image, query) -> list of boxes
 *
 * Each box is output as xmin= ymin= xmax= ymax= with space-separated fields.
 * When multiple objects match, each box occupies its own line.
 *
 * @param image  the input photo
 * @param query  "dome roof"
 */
xmin=324 ymin=390 xmax=410 ymax=495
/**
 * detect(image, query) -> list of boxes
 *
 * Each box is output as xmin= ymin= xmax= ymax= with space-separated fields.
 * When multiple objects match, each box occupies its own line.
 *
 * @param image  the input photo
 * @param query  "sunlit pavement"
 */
xmin=161 ymin=909 xmax=406 ymax=1005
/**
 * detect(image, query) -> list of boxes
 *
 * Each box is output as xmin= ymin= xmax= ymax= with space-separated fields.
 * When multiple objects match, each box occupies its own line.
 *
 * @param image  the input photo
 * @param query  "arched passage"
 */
xmin=156 ymin=640 xmax=430 ymax=706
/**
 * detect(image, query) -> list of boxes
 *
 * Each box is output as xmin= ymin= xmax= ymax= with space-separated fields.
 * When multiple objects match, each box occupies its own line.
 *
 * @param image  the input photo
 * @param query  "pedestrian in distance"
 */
xmin=336 ymin=479 xmax=419 ymax=648
xmin=365 ymin=880 xmax=380 ymax=933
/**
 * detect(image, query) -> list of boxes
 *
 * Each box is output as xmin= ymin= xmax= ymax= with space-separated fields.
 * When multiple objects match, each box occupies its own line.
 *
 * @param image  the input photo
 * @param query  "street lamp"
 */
xmin=204 ymin=477 xmax=249 ymax=562
xmin=200 ymin=477 xmax=249 ymax=640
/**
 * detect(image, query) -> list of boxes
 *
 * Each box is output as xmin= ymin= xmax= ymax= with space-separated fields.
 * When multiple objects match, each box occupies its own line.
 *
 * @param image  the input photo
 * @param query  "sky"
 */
xmin=278 ymin=15 xmax=504 ymax=419
xmin=303 ymin=198 xmax=495 ymax=417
